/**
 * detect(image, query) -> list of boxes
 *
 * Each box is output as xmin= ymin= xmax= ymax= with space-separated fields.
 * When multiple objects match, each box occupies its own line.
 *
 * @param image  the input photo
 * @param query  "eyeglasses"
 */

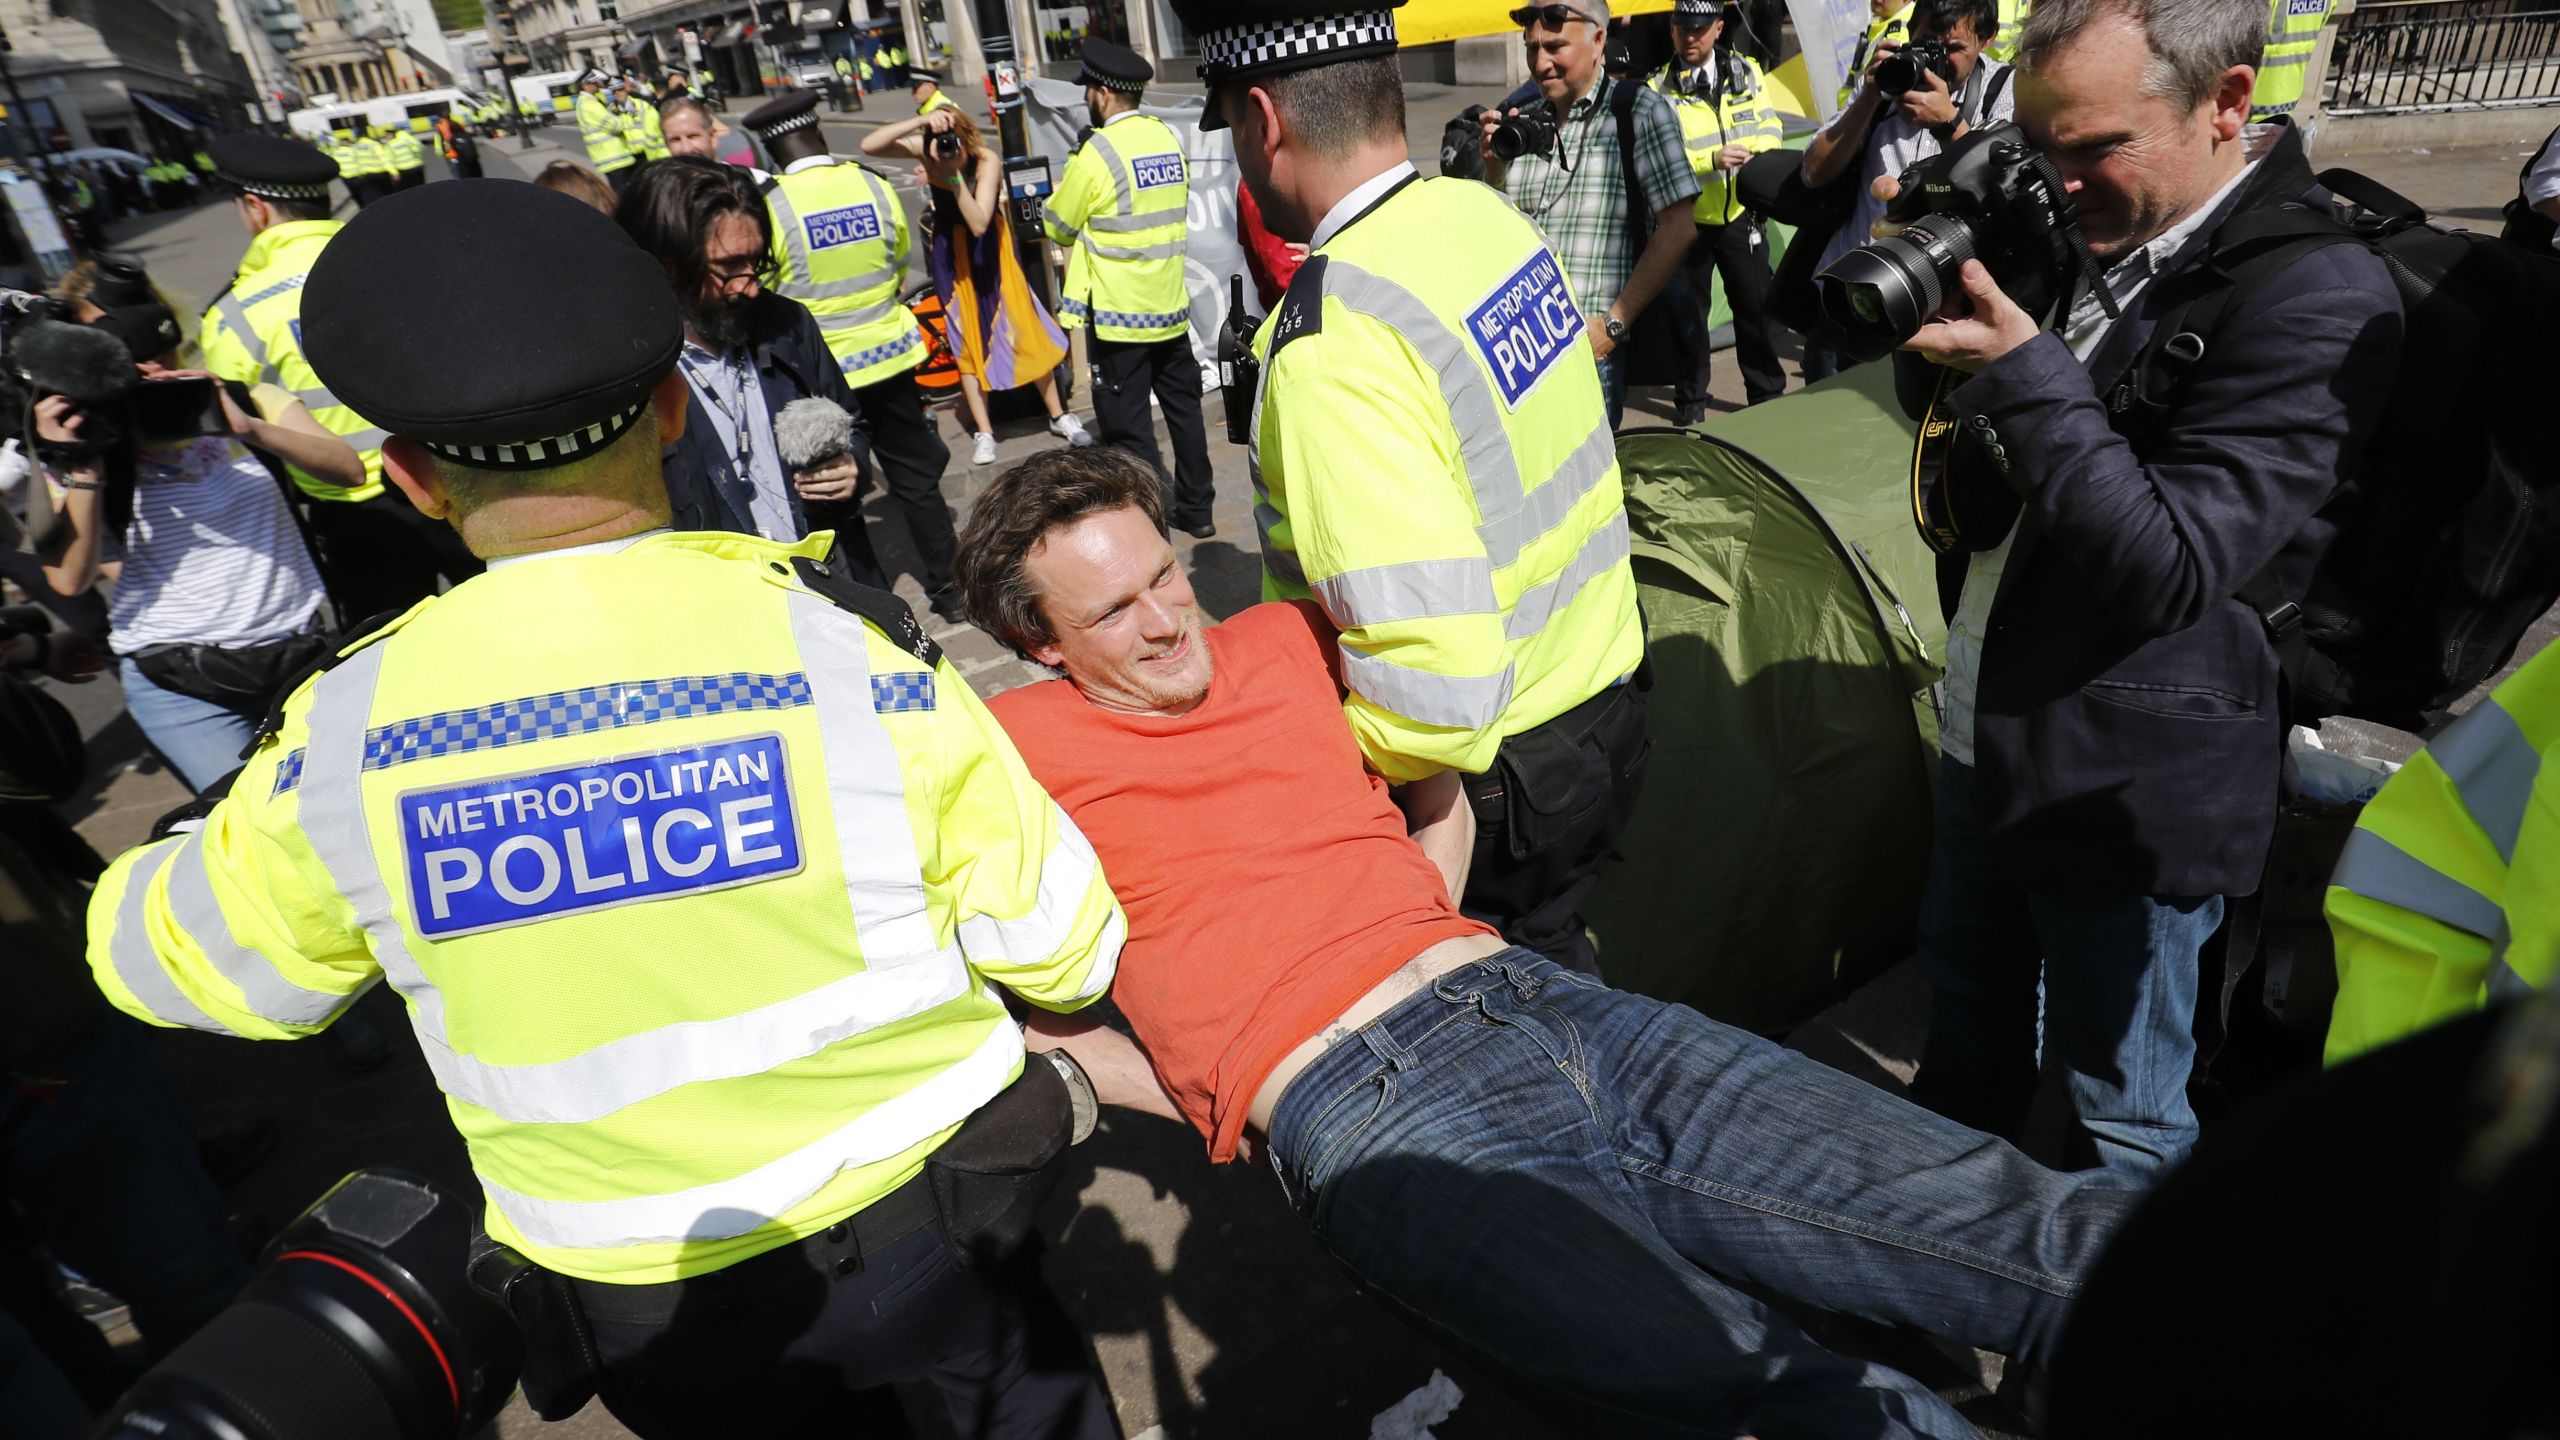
xmin=1510 ymin=4 xmax=1593 ymax=30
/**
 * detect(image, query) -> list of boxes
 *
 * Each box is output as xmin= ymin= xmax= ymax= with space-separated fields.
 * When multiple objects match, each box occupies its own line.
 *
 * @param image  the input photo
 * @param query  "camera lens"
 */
xmin=1814 ymin=211 xmax=1984 ymax=359
xmin=1874 ymin=53 xmax=1921 ymax=95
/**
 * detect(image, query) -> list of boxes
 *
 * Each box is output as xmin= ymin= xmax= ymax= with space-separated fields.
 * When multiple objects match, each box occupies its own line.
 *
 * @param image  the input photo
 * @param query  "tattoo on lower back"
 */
xmin=1321 ymin=1022 xmax=1354 ymax=1050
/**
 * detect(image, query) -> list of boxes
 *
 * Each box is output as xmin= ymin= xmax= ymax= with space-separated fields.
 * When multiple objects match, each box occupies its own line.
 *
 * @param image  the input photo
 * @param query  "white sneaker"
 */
xmin=970 ymin=431 xmax=998 ymax=466
xmin=1048 ymin=413 xmax=1093 ymax=447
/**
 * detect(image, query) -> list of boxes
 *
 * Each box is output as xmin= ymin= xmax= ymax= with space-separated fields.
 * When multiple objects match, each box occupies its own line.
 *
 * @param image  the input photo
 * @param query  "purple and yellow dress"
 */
xmin=928 ymin=161 xmax=1069 ymax=390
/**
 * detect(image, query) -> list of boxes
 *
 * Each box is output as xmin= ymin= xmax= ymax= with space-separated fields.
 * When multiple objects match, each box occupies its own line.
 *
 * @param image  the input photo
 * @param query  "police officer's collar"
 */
xmin=1310 ymin=160 xmax=1416 ymax=250
xmin=483 ymin=529 xmax=670 ymax=569
xmin=782 ymin=153 xmax=841 ymax=173
xmin=1100 ymin=107 xmax=1147 ymax=127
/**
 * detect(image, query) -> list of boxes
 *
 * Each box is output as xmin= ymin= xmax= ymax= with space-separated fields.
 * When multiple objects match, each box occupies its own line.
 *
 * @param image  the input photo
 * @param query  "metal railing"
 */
xmin=2322 ymin=0 xmax=2560 ymax=113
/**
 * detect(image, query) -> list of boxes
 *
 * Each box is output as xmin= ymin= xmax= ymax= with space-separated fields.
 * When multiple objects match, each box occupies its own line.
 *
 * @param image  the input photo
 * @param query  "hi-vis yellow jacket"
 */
xmin=1249 ymin=173 xmax=1646 ymax=783
xmin=578 ymin=89 xmax=635 ymax=173
xmin=1648 ymin=57 xmax=1785 ymax=227
xmin=88 ymin=531 xmax=1124 ymax=1284
xmin=2325 ymin=640 xmax=2557 ymax=1064
xmin=198 ymin=219 xmax=386 ymax=501
xmin=1042 ymin=110 xmax=1191 ymax=343
xmin=762 ymin=158 xmax=927 ymax=387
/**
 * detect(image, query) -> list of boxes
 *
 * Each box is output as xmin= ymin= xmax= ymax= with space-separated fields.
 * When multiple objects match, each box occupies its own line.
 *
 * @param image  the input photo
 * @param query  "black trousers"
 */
xmin=827 ymin=367 xmax=957 ymax=597
xmin=585 ymin=1222 xmax=1118 ymax=1440
xmin=1088 ymin=335 xmax=1215 ymax=529
xmin=304 ymin=490 xmax=483 ymax=624
xmin=1458 ymin=684 xmax=1651 ymax=976
xmin=1674 ymin=220 xmax=1787 ymax=413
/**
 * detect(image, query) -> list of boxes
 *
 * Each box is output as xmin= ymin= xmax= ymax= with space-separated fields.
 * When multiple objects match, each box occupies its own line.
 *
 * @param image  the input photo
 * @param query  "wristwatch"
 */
xmin=1041 ymin=1048 xmax=1099 ymax=1145
xmin=1603 ymin=313 xmax=1629 ymax=344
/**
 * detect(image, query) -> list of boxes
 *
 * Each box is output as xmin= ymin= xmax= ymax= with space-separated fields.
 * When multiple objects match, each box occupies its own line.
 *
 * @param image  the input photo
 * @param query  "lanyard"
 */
xmin=686 ymin=346 xmax=760 ymax=476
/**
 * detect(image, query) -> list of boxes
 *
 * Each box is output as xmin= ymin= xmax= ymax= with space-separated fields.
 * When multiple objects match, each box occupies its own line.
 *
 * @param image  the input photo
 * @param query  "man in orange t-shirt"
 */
xmin=961 ymin=448 xmax=2133 ymax=1439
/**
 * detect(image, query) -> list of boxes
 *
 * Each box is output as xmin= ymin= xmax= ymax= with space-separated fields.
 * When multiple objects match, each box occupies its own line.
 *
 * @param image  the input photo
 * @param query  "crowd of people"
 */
xmin=2 ymin=0 xmax=2555 ymax=1435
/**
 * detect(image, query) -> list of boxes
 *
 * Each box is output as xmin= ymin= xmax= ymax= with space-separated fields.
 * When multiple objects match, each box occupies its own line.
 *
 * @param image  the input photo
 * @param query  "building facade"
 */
xmin=286 ymin=0 xmax=453 ymax=102
xmin=509 ymin=0 xmax=628 ymax=75
xmin=0 ymin=0 xmax=257 ymax=156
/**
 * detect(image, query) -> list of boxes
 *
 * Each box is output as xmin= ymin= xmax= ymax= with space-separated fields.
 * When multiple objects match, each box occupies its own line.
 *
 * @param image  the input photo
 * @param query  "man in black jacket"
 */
xmin=1888 ymin=0 xmax=2403 ymax=1177
xmin=617 ymin=157 xmax=917 ymax=597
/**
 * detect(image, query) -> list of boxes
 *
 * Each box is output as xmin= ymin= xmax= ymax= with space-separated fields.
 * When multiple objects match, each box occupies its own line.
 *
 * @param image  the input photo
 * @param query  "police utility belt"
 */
xmin=470 ymin=1048 xmax=1096 ymax=1419
xmin=1462 ymin=674 xmax=1646 ymax=859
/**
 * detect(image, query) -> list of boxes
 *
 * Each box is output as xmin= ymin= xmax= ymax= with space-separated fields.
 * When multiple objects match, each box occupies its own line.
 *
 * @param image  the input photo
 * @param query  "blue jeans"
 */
xmin=117 ymin=655 xmax=261 ymax=793
xmin=1594 ymin=349 xmax=1627 ymax=431
xmin=1267 ymin=950 xmax=2134 ymax=1439
xmin=1911 ymin=758 xmax=2221 ymax=1178
xmin=1 ymin=1014 xmax=249 ymax=1359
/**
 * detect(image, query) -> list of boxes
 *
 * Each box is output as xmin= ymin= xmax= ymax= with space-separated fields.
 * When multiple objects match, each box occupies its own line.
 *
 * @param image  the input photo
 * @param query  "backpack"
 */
xmin=2114 ymin=168 xmax=2560 ymax=735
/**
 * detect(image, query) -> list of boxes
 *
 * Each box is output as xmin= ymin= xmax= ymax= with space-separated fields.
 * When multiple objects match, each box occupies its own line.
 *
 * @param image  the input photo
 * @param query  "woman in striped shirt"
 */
xmin=39 ymin=306 xmax=364 ymax=790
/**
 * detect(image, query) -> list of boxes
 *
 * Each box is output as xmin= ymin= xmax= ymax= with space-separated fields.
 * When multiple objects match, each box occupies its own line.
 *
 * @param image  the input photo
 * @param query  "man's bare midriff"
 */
xmin=1246 ymin=930 xmax=1513 ymax=1136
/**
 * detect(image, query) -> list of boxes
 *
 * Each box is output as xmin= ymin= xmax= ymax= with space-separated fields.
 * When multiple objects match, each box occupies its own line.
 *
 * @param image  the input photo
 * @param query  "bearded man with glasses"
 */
xmin=1476 ymin=0 xmax=1700 ymax=426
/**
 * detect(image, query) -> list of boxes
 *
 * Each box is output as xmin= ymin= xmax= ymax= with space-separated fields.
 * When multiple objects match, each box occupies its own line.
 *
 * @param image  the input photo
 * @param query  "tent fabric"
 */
xmin=1585 ymin=361 xmax=1946 ymax=1033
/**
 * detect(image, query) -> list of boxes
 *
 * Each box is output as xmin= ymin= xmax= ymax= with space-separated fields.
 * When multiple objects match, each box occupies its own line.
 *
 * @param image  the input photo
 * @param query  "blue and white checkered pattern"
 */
xmin=1059 ymin=296 xmax=1189 ymax=331
xmin=870 ymin=672 xmax=935 ymax=713
xmin=361 ymin=673 xmax=815 ymax=771
xmin=241 ymin=273 xmax=311 ymax=308
xmin=271 ymin=748 xmax=307 ymax=796
xmin=835 ymin=331 xmax=925 ymax=374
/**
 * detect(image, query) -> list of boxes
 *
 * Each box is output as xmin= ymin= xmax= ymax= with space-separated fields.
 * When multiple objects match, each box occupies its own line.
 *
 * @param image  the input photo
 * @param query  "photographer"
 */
xmin=34 ymin=303 xmax=362 ymax=792
xmin=1885 ymin=0 xmax=2402 ymax=1177
xmin=1478 ymin=0 xmax=1699 ymax=426
xmin=1798 ymin=0 xmax=2013 ymax=379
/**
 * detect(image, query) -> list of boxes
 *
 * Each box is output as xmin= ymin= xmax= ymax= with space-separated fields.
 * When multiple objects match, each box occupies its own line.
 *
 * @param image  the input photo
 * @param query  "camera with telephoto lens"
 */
xmin=1873 ymin=37 xmax=1957 ymax=96
xmin=1490 ymin=99 xmax=1559 ymax=161
xmin=82 ymin=1170 xmax=521 ymax=1440
xmin=1815 ymin=121 xmax=2086 ymax=362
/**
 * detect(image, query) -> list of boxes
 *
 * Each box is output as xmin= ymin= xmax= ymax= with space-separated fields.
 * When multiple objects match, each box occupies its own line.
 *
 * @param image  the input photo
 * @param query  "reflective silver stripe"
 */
xmin=2486 ymin=945 xmax=2533 ymax=1001
xmin=303 ymin=635 xmax=983 ymax=1127
xmin=294 ymin=384 xmax=343 ymax=410
xmin=1085 ymin=211 xmax=1166 ymax=234
xmin=765 ymin=184 xmax=815 ymax=285
xmin=1480 ymin=417 xmax=1619 ymax=570
xmin=1086 ymin=237 xmax=1188 ymax=261
xmin=162 ymin=831 xmax=362 ymax=1028
xmin=211 ymin=294 xmax=271 ymax=377
xmin=240 ymin=273 xmax=309 ymax=308
xmin=1086 ymin=128 xmax=1136 ymax=213
xmin=1314 ymin=556 xmax=1499 ymax=627
xmin=951 ymin=820 xmax=1122 ymax=1002
xmin=2427 ymin=697 xmax=2536 ymax=865
xmin=337 ymin=426 xmax=390 ymax=453
xmin=107 ymin=842 xmax=229 ymax=1032
xmin=480 ymin=1013 xmax=1024 ymax=1249
xmin=792 ymin=263 xmax=901 ymax=301
xmin=815 ymin=297 xmax=904 ymax=331
xmin=1339 ymin=645 xmax=1514 ymax=729
xmin=1505 ymin=511 xmax=1630 ymax=641
xmin=2259 ymin=49 xmax=2313 ymax=67
xmin=2329 ymin=829 xmax=2505 ymax=939
xmin=861 ymin=166 xmax=910 ymax=276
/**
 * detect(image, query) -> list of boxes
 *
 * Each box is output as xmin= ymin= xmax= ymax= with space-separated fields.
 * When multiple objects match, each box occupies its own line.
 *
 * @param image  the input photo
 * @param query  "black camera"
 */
xmin=1873 ymin=37 xmax=1957 ymax=96
xmin=82 ymin=1170 xmax=521 ymax=1440
xmin=1490 ymin=100 xmax=1559 ymax=161
xmin=929 ymin=129 xmax=963 ymax=161
xmin=1814 ymin=121 xmax=2086 ymax=361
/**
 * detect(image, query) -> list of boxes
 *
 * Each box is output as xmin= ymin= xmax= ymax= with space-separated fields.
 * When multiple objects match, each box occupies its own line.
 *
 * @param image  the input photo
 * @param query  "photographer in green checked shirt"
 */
xmin=1478 ymin=0 xmax=1699 ymax=427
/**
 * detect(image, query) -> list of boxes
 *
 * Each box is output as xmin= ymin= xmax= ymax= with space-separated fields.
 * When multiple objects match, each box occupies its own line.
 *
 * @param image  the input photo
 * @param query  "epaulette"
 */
xmin=792 ymin=554 xmax=942 ymax=667
xmin=1266 ymin=252 xmax=1327 ymax=362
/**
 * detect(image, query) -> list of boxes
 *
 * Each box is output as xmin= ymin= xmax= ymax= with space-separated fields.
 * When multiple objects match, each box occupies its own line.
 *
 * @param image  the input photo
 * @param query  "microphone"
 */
xmin=773 ymin=396 xmax=856 ymax=474
xmin=13 ymin=319 xmax=136 ymax=405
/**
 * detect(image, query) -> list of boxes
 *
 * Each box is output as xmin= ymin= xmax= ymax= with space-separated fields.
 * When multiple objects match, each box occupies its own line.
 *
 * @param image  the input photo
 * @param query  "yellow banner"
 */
xmin=1398 ymin=0 xmax=1675 ymax=48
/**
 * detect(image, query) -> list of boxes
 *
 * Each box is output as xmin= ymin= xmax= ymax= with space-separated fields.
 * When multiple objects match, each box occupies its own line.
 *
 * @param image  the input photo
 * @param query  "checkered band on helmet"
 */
xmin=1195 ymin=10 xmax=1399 ymax=82
xmin=419 ymin=400 xmax=651 ymax=472
xmin=228 ymin=176 xmax=333 ymax=202
xmin=747 ymin=107 xmax=822 ymax=138
xmin=1078 ymin=64 xmax=1148 ymax=93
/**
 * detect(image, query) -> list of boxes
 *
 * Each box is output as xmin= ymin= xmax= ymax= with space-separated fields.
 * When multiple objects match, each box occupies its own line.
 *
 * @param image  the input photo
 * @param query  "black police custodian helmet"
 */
xmin=301 ymin=180 xmax=681 ymax=472
xmin=740 ymin=90 xmax=823 ymax=140
xmin=1076 ymin=37 xmax=1154 ymax=94
xmin=207 ymin=131 xmax=338 ymax=201
xmin=1169 ymin=0 xmax=1409 ymax=130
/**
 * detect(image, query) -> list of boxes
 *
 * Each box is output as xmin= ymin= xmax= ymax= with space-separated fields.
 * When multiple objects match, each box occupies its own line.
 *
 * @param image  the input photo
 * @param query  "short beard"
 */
xmin=685 ymin=293 xmax=752 ymax=351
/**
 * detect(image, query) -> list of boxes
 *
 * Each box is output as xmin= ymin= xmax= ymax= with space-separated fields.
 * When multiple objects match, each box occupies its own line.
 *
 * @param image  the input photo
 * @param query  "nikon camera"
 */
xmin=1488 ymin=99 xmax=1559 ymax=161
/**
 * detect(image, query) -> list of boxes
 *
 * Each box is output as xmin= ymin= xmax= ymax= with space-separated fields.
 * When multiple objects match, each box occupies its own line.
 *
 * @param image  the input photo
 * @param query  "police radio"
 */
xmin=1218 ymin=274 xmax=1260 ymax=446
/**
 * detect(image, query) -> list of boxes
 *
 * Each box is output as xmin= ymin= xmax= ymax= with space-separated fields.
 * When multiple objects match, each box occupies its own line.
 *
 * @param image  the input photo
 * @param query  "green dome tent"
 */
xmin=1586 ymin=362 xmax=1947 ymax=1034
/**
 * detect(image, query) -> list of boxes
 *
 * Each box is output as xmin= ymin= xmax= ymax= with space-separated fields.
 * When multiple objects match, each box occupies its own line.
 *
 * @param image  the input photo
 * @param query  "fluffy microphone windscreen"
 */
xmin=773 ymin=396 xmax=854 ymax=472
xmin=12 ymin=320 xmax=135 ymax=404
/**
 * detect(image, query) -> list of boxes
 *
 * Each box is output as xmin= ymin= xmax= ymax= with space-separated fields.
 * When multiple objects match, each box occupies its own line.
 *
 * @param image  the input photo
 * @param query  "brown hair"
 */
xmin=533 ymin=159 xmax=617 ymax=215
xmin=957 ymin=446 xmax=1165 ymax=659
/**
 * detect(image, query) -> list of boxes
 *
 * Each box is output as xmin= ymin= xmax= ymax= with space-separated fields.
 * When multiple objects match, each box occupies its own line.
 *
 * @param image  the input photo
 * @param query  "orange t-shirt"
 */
xmin=989 ymin=601 xmax=1491 ymax=1162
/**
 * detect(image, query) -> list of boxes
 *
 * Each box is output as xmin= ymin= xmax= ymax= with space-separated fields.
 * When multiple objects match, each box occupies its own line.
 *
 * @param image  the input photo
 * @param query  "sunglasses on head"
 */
xmin=1510 ymin=4 xmax=1592 ymax=29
